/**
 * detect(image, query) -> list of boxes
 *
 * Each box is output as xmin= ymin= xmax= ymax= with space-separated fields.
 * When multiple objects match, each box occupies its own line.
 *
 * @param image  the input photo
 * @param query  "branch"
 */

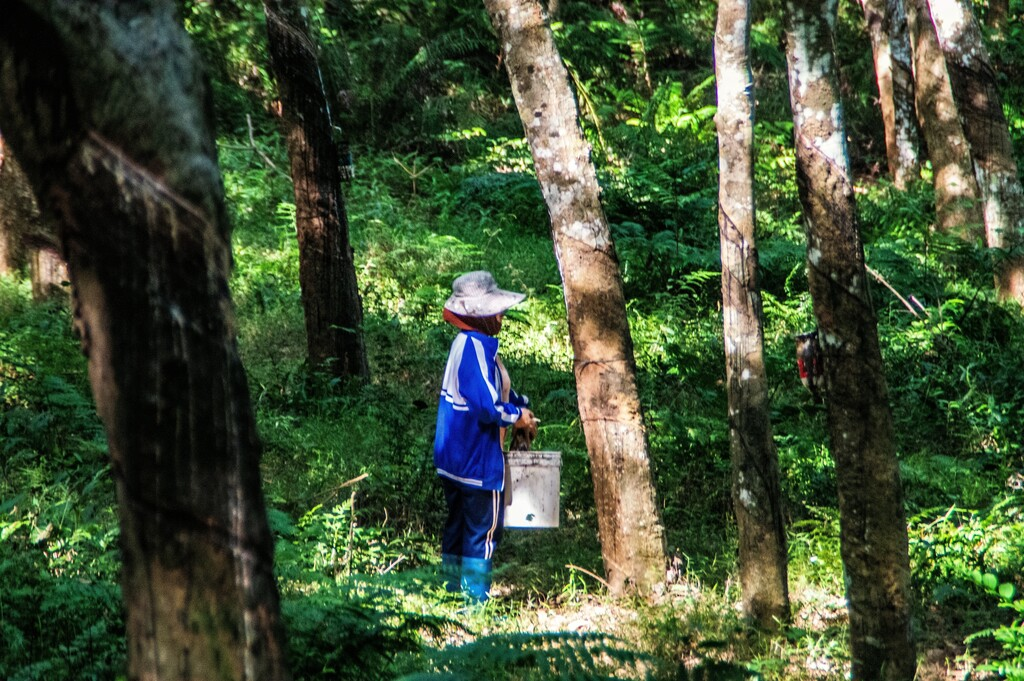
xmin=865 ymin=265 xmax=927 ymax=317
xmin=566 ymin=563 xmax=611 ymax=590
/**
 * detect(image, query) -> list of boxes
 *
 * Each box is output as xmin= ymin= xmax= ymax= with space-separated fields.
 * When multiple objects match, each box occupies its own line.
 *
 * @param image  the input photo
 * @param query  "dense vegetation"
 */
xmin=2 ymin=0 xmax=1024 ymax=679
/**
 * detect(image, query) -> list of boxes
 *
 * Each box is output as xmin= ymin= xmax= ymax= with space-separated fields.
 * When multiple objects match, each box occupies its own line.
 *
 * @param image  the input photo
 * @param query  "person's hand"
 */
xmin=510 ymin=408 xmax=538 ymax=450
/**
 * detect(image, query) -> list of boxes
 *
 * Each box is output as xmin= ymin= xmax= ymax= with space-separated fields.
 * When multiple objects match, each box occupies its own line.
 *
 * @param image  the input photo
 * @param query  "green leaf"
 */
xmin=1 ymin=519 xmax=27 ymax=541
xmin=982 ymin=572 xmax=1000 ymax=592
xmin=998 ymin=582 xmax=1017 ymax=601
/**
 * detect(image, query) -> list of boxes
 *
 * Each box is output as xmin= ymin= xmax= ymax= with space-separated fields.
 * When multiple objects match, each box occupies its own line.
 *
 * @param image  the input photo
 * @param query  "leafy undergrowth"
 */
xmin=6 ymin=62 xmax=1024 ymax=678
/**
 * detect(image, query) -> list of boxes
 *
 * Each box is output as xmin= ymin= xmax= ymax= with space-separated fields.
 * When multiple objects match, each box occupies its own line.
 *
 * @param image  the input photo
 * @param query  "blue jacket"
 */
xmin=434 ymin=330 xmax=528 ymax=490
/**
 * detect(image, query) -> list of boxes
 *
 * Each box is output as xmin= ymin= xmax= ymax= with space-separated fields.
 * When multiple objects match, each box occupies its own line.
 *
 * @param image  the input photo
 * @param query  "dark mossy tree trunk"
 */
xmin=264 ymin=0 xmax=369 ymax=381
xmin=484 ymin=0 xmax=668 ymax=597
xmin=906 ymin=0 xmax=984 ymax=238
xmin=0 ymin=3 xmax=291 ymax=680
xmin=714 ymin=0 xmax=790 ymax=629
xmin=783 ymin=0 xmax=916 ymax=678
xmin=858 ymin=0 xmax=920 ymax=188
xmin=929 ymin=0 xmax=1024 ymax=305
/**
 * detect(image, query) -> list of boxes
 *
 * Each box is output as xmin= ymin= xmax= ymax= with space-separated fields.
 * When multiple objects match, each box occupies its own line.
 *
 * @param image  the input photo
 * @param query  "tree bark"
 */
xmin=783 ymin=0 xmax=916 ymax=678
xmin=484 ymin=0 xmax=667 ymax=596
xmin=714 ymin=0 xmax=790 ymax=629
xmin=987 ymin=0 xmax=1009 ymax=29
xmin=0 ymin=133 xmax=30 ymax=276
xmin=264 ymin=0 xmax=370 ymax=381
xmin=0 ymin=134 xmax=68 ymax=298
xmin=928 ymin=0 xmax=1024 ymax=304
xmin=858 ymin=0 xmax=920 ymax=187
xmin=0 ymin=3 xmax=291 ymax=680
xmin=906 ymin=0 xmax=985 ymax=238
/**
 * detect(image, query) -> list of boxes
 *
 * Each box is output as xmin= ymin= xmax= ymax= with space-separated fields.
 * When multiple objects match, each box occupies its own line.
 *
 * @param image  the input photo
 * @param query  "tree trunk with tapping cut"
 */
xmin=264 ymin=0 xmax=369 ymax=380
xmin=0 ymin=3 xmax=291 ymax=679
xmin=484 ymin=0 xmax=667 ymax=597
xmin=858 ymin=0 xmax=920 ymax=187
xmin=906 ymin=0 xmax=985 ymax=238
xmin=714 ymin=0 xmax=790 ymax=629
xmin=929 ymin=0 xmax=1024 ymax=305
xmin=784 ymin=0 xmax=916 ymax=677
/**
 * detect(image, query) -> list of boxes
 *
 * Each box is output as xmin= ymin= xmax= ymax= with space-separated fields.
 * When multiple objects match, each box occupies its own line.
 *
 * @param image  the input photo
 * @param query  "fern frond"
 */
xmin=414 ymin=630 xmax=656 ymax=681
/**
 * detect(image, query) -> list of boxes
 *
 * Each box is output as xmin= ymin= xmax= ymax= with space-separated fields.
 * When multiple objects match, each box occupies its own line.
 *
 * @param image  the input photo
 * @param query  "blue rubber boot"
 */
xmin=441 ymin=553 xmax=462 ymax=593
xmin=460 ymin=557 xmax=493 ymax=603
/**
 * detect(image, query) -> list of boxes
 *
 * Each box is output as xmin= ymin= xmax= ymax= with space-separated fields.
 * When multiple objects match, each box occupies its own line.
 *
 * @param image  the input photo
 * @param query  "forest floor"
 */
xmin=421 ymin=576 xmax=988 ymax=681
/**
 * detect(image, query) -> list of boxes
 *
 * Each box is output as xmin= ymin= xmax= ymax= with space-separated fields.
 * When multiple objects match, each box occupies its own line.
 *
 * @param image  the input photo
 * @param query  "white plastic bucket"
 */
xmin=504 ymin=451 xmax=561 ymax=528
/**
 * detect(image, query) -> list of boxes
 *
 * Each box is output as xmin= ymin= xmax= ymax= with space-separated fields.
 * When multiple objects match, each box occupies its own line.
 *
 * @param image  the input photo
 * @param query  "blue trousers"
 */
xmin=440 ymin=477 xmax=504 ymax=600
xmin=440 ymin=477 xmax=504 ymax=559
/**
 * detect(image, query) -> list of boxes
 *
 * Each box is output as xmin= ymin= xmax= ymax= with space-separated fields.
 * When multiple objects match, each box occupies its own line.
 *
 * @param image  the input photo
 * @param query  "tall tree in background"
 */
xmin=0 ymin=134 xmax=67 ymax=298
xmin=0 ymin=134 xmax=28 ymax=276
xmin=906 ymin=0 xmax=984 ymax=238
xmin=858 ymin=0 xmax=920 ymax=187
xmin=264 ymin=0 xmax=370 ymax=380
xmin=484 ymin=0 xmax=668 ymax=596
xmin=987 ymin=0 xmax=1009 ymax=29
xmin=0 ymin=3 xmax=291 ymax=680
xmin=714 ymin=0 xmax=790 ymax=629
xmin=929 ymin=0 xmax=1024 ymax=305
xmin=783 ymin=0 xmax=915 ymax=678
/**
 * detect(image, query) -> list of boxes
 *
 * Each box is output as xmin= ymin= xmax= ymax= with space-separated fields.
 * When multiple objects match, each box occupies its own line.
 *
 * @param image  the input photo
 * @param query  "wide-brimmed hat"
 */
xmin=444 ymin=271 xmax=525 ymax=317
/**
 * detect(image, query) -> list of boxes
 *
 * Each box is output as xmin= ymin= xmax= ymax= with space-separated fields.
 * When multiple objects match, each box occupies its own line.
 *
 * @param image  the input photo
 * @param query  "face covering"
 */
xmin=443 ymin=308 xmax=503 ymax=336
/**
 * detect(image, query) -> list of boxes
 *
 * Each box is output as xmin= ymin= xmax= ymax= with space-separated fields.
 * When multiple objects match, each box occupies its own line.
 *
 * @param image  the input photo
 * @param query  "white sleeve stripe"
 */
xmin=470 ymin=336 xmax=501 ymax=403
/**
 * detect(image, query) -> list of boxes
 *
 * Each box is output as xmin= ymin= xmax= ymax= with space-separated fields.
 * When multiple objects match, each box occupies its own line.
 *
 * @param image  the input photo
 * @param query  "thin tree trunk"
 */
xmin=29 ymin=241 xmax=67 ymax=299
xmin=929 ymin=0 xmax=1024 ymax=304
xmin=987 ymin=0 xmax=1009 ymax=29
xmin=0 ymin=3 xmax=291 ymax=680
xmin=783 ymin=0 xmax=915 ymax=678
xmin=714 ymin=0 xmax=790 ymax=629
xmin=0 ymin=134 xmax=28 ymax=276
xmin=906 ymin=0 xmax=984 ymax=238
xmin=859 ymin=0 xmax=920 ymax=187
xmin=264 ymin=0 xmax=370 ymax=380
xmin=0 ymin=132 xmax=68 ymax=298
xmin=886 ymin=0 xmax=920 ymax=187
xmin=0 ymin=133 xmax=34 ymax=277
xmin=484 ymin=0 xmax=667 ymax=596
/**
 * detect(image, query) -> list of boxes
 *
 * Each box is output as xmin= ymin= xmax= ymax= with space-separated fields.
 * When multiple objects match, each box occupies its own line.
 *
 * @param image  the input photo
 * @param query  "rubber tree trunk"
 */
xmin=858 ymin=0 xmax=920 ymax=188
xmin=987 ymin=0 xmax=1009 ymax=29
xmin=0 ymin=134 xmax=30 ymax=275
xmin=0 ymin=133 xmax=68 ymax=299
xmin=928 ymin=0 xmax=1024 ymax=305
xmin=906 ymin=0 xmax=984 ymax=238
xmin=783 ymin=0 xmax=916 ymax=678
xmin=0 ymin=3 xmax=291 ymax=680
xmin=264 ymin=0 xmax=370 ymax=381
xmin=483 ymin=0 xmax=667 ymax=596
xmin=714 ymin=0 xmax=790 ymax=629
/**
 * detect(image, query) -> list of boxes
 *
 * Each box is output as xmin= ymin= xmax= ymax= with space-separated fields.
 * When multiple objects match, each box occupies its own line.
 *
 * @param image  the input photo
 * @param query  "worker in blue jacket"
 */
xmin=434 ymin=270 xmax=535 ymax=602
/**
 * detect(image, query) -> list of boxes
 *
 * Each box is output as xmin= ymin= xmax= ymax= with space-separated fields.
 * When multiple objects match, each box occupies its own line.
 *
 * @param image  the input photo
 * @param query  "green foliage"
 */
xmin=787 ymin=508 xmax=844 ymax=591
xmin=410 ymin=631 xmax=658 ymax=681
xmin=910 ymin=498 xmax=1024 ymax=607
xmin=281 ymin=580 xmax=442 ymax=681
xmin=184 ymin=0 xmax=276 ymax=135
xmin=311 ymin=0 xmax=505 ymax=148
xmin=0 ymin=279 xmax=123 ymax=680
xmin=966 ymin=592 xmax=1024 ymax=681
xmin=0 ymin=547 xmax=124 ymax=681
xmin=273 ymin=496 xmax=435 ymax=582
xmin=9 ymin=1 xmax=1024 ymax=678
